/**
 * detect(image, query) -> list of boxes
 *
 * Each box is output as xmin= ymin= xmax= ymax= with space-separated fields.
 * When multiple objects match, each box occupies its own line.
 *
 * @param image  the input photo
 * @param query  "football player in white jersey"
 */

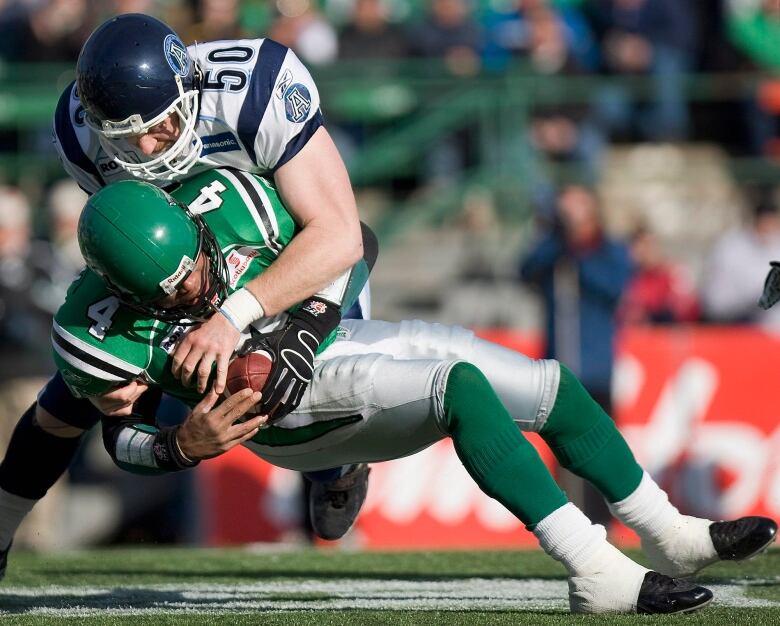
xmin=0 ymin=12 xmax=368 ymax=575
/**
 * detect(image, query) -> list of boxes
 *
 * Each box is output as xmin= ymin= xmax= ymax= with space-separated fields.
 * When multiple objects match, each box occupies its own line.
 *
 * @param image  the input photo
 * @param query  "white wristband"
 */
xmin=219 ymin=288 xmax=265 ymax=332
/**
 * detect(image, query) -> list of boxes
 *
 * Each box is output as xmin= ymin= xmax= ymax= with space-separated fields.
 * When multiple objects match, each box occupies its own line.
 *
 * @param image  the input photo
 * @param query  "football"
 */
xmin=225 ymin=350 xmax=273 ymax=410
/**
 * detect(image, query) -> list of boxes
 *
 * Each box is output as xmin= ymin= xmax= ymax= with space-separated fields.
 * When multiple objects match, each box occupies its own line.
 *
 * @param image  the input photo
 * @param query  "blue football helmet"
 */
xmin=76 ymin=13 xmax=202 ymax=181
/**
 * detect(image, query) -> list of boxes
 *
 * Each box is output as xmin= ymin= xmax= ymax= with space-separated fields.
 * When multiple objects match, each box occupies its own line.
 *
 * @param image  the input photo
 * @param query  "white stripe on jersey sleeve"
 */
xmin=231 ymin=170 xmax=282 ymax=252
xmin=254 ymin=48 xmax=321 ymax=170
xmin=52 ymin=320 xmax=144 ymax=381
xmin=52 ymin=340 xmax=126 ymax=384
xmin=219 ymin=169 xmax=280 ymax=255
xmin=116 ymin=427 xmax=158 ymax=468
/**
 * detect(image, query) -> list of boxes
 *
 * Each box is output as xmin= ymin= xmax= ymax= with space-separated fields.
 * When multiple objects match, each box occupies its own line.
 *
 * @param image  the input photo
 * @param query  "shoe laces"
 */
xmin=710 ymin=518 xmax=755 ymax=546
xmin=642 ymin=572 xmax=696 ymax=593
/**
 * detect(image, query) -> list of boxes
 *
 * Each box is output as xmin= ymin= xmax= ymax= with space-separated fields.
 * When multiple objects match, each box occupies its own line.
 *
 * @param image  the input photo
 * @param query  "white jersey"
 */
xmin=52 ymin=38 xmax=322 ymax=194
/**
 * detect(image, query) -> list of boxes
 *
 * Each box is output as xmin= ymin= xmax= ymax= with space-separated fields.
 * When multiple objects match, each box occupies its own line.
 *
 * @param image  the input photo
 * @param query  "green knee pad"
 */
xmin=444 ymin=362 xmax=567 ymax=528
xmin=540 ymin=364 xmax=643 ymax=503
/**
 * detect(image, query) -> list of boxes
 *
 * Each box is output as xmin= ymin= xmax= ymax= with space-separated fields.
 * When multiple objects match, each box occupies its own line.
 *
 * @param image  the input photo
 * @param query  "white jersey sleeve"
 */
xmin=51 ymin=81 xmax=104 ymax=195
xmin=193 ymin=39 xmax=323 ymax=173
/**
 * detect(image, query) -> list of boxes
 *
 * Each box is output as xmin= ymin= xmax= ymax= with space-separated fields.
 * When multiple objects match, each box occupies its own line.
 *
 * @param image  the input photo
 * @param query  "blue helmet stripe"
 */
xmin=54 ymin=82 xmax=104 ymax=186
xmin=237 ymin=39 xmax=288 ymax=166
xmin=272 ymin=110 xmax=323 ymax=172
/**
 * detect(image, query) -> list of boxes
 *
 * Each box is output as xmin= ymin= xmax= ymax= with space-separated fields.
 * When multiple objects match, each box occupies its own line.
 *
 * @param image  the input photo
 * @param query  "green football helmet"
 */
xmin=78 ymin=180 xmax=229 ymax=323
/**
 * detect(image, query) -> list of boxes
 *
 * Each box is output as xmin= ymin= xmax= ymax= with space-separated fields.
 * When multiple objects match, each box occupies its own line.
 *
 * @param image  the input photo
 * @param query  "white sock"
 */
xmin=536 ymin=503 xmax=651 ymax=613
xmin=608 ymin=471 xmax=680 ymax=541
xmin=0 ymin=487 xmax=37 ymax=550
xmin=610 ymin=471 xmax=718 ymax=576
xmin=533 ymin=502 xmax=608 ymax=576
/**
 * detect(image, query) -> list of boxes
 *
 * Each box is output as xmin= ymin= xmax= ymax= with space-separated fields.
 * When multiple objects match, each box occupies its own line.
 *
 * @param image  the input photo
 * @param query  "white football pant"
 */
xmin=244 ymin=319 xmax=560 ymax=471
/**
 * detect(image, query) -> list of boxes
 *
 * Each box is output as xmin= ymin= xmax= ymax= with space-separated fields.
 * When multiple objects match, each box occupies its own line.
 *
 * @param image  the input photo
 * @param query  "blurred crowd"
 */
xmin=0 ymin=1 xmax=779 ymax=140
xmin=2 ymin=0 xmax=780 ymax=180
xmin=1 ymin=0 xmax=780 ymax=545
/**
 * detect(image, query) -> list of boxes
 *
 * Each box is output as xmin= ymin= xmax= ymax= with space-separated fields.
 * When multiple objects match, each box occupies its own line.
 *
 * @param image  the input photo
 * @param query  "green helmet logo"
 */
xmin=78 ymin=180 xmax=229 ymax=323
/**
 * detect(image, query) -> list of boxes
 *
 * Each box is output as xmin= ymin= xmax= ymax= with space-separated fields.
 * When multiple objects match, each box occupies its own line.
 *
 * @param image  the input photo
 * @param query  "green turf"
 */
xmin=0 ymin=547 xmax=777 ymax=625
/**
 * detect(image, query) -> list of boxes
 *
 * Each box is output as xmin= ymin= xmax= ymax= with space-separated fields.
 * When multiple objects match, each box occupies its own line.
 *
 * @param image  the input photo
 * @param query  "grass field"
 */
xmin=0 ymin=546 xmax=778 ymax=624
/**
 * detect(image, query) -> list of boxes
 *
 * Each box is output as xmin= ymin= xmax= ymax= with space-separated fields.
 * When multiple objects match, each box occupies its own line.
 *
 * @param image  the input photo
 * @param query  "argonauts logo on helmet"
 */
xmin=164 ymin=33 xmax=190 ymax=77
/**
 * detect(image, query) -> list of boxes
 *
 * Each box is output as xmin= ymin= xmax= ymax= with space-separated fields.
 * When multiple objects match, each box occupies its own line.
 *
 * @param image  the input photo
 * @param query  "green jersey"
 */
xmin=52 ymin=168 xmax=365 ymax=405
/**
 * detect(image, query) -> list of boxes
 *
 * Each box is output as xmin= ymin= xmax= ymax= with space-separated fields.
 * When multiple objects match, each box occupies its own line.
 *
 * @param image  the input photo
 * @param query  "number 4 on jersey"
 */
xmin=189 ymin=180 xmax=227 ymax=214
xmin=88 ymin=296 xmax=120 ymax=340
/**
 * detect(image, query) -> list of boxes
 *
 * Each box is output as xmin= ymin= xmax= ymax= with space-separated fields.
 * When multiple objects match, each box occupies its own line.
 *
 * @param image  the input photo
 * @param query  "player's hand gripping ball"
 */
xmin=225 ymin=350 xmax=273 ymax=415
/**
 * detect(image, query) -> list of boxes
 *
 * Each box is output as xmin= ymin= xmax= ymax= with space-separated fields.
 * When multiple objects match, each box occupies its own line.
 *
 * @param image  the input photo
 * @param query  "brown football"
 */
xmin=226 ymin=351 xmax=273 ymax=401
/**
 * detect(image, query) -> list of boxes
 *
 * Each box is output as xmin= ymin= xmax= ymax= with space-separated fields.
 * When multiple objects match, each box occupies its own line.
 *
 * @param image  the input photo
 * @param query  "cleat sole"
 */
xmin=734 ymin=537 xmax=776 ymax=563
xmin=674 ymin=594 xmax=713 ymax=615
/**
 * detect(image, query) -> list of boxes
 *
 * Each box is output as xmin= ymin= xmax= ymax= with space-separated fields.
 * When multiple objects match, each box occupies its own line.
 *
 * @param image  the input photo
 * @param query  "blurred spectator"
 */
xmin=182 ymin=0 xmax=245 ymax=43
xmin=107 ymin=1 xmax=194 ymax=35
xmin=586 ymin=0 xmax=699 ymax=141
xmin=688 ymin=0 xmax=763 ymax=154
xmin=697 ymin=0 xmax=752 ymax=73
xmin=726 ymin=0 xmax=780 ymax=72
xmin=407 ymin=0 xmax=482 ymax=76
xmin=722 ymin=0 xmax=780 ymax=157
xmin=701 ymin=187 xmax=780 ymax=329
xmin=270 ymin=0 xmax=339 ymax=66
xmin=31 ymin=180 xmax=86 ymax=315
xmin=332 ymin=0 xmax=412 ymax=162
xmin=482 ymin=0 xmax=598 ymax=73
xmin=0 ymin=185 xmax=62 ymax=551
xmin=0 ymin=186 xmax=53 ymax=376
xmin=110 ymin=0 xmax=157 ymax=15
xmin=0 ymin=0 xmax=91 ymax=63
xmin=338 ymin=0 xmax=408 ymax=60
xmin=519 ymin=184 xmax=632 ymax=523
xmin=406 ymin=0 xmax=482 ymax=184
xmin=0 ymin=180 xmax=83 ymax=399
xmin=619 ymin=226 xmax=700 ymax=325
xmin=514 ymin=2 xmax=605 ymax=203
xmin=520 ymin=183 xmax=632 ymax=404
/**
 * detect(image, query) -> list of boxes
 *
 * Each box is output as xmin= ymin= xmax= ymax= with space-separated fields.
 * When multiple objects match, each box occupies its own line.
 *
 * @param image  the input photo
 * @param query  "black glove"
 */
xmin=760 ymin=261 xmax=780 ymax=310
xmin=240 ymin=297 xmax=341 ymax=422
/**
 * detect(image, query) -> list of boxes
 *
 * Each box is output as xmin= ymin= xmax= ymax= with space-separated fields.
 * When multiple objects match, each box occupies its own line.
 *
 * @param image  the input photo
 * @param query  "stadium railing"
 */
xmin=1 ymin=59 xmax=779 ymax=241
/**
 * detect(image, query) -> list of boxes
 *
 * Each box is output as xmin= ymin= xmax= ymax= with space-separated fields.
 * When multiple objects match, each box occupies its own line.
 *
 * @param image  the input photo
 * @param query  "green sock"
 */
xmin=443 ymin=362 xmax=568 ymax=528
xmin=540 ymin=364 xmax=643 ymax=503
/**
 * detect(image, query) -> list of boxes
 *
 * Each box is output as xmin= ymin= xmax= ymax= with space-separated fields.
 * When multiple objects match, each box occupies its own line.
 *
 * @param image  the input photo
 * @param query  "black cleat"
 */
xmin=710 ymin=516 xmax=777 ymax=561
xmin=636 ymin=571 xmax=713 ymax=615
xmin=0 ymin=542 xmax=10 ymax=582
xmin=309 ymin=464 xmax=370 ymax=541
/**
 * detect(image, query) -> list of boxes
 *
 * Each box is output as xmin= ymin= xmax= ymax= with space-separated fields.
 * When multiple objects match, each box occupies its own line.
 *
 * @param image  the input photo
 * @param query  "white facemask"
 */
xmin=86 ymin=74 xmax=202 ymax=182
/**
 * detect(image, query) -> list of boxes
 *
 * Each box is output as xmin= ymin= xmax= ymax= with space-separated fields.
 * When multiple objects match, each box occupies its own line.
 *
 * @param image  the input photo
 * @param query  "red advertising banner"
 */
xmin=199 ymin=326 xmax=780 ymax=548
xmin=615 ymin=327 xmax=780 ymax=524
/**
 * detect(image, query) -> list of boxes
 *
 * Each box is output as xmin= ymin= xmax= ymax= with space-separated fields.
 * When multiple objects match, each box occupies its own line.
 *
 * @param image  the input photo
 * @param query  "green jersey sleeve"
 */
xmin=53 ymin=270 xmax=156 ymax=398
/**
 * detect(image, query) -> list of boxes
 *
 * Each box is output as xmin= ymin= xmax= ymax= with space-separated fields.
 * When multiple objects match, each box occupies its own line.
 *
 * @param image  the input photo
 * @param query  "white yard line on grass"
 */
xmin=0 ymin=578 xmax=776 ymax=616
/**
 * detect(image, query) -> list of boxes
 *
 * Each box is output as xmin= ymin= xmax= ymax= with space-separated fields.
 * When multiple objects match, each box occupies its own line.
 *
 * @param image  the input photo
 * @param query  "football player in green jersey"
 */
xmin=55 ymin=169 xmax=372 ymax=471
xmin=54 ymin=176 xmax=777 ymax=615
